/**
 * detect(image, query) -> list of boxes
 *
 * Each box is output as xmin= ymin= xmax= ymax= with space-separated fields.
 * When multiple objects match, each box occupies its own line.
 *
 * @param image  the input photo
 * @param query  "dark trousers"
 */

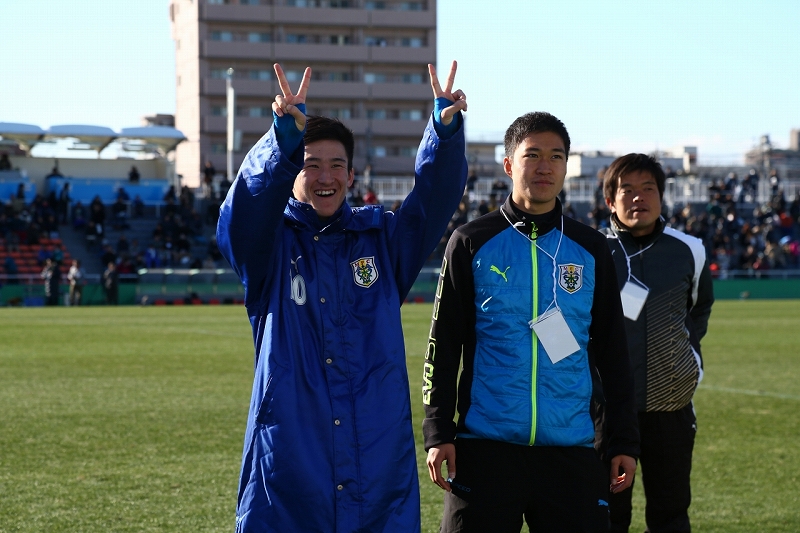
xmin=440 ymin=438 xmax=609 ymax=533
xmin=609 ymin=405 xmax=696 ymax=533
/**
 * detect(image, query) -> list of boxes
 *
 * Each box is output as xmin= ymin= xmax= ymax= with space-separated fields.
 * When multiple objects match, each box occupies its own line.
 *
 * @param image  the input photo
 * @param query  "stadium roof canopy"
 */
xmin=119 ymin=126 xmax=186 ymax=155
xmin=0 ymin=122 xmax=186 ymax=156
xmin=0 ymin=122 xmax=46 ymax=151
xmin=45 ymin=125 xmax=119 ymax=153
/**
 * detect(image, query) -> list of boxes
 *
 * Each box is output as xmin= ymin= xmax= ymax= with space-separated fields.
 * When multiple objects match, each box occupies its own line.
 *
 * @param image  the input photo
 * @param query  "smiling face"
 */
xmin=606 ymin=170 xmax=662 ymax=236
xmin=293 ymin=139 xmax=354 ymax=220
xmin=504 ymin=131 xmax=567 ymax=215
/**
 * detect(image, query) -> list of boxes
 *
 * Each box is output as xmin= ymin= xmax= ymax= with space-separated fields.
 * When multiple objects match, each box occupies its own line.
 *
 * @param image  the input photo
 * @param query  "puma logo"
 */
xmin=490 ymin=265 xmax=510 ymax=282
xmin=291 ymin=255 xmax=302 ymax=273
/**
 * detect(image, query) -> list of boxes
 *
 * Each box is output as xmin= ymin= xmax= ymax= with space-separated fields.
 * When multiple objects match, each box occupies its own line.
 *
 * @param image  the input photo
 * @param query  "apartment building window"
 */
xmin=366 ymin=1 xmax=425 ymax=9
xmin=249 ymin=106 xmax=271 ymax=117
xmin=240 ymin=0 xmax=263 ymax=4
xmin=210 ymin=31 xmax=234 ymax=42
xmin=397 ymin=1 xmax=424 ymax=9
xmin=284 ymin=70 xmax=304 ymax=81
xmin=210 ymin=69 xmax=228 ymax=79
xmin=208 ymin=0 xmax=230 ymax=4
xmin=248 ymin=32 xmax=271 ymax=43
xmin=399 ymin=110 xmax=423 ymax=120
xmin=398 ymin=146 xmax=417 ymax=157
xmin=364 ymin=36 xmax=388 ymax=47
xmin=285 ymin=34 xmax=308 ymax=44
xmin=367 ymin=110 xmax=387 ymax=119
xmin=363 ymin=73 xmax=387 ymax=84
xmin=324 ymin=72 xmax=352 ymax=81
xmin=330 ymin=35 xmax=352 ymax=45
xmin=329 ymin=0 xmax=352 ymax=6
xmin=370 ymin=146 xmax=387 ymax=157
xmin=248 ymin=69 xmax=272 ymax=80
xmin=211 ymin=106 xmax=227 ymax=116
xmin=211 ymin=141 xmax=244 ymax=154
xmin=401 ymin=73 xmax=423 ymax=83
xmin=399 ymin=37 xmax=423 ymax=47
xmin=328 ymin=109 xmax=352 ymax=119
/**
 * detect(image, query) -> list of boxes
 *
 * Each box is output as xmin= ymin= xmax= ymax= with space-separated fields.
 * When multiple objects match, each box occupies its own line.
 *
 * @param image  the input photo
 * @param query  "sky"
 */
xmin=1 ymin=0 xmax=798 ymax=165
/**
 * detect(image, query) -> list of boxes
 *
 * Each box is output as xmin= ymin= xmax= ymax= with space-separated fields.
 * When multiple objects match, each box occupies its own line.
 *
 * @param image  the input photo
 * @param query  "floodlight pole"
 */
xmin=226 ymin=68 xmax=235 ymax=184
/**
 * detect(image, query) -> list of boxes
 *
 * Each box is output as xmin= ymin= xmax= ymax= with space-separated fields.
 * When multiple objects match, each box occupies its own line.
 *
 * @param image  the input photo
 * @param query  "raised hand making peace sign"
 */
xmin=428 ymin=60 xmax=467 ymax=127
xmin=272 ymin=63 xmax=312 ymax=132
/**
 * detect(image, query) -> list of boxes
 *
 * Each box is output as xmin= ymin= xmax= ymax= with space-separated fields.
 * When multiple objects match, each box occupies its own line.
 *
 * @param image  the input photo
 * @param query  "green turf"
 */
xmin=1 ymin=301 xmax=798 ymax=532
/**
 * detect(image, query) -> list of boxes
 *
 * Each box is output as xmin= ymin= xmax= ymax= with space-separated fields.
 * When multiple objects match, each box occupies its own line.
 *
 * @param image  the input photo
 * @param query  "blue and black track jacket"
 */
xmin=423 ymin=198 xmax=639 ymax=461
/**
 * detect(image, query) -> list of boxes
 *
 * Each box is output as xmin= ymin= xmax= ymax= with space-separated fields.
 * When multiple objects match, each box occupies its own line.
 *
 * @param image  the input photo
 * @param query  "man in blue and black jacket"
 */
xmin=217 ymin=62 xmax=468 ymax=533
xmin=423 ymin=112 xmax=640 ymax=533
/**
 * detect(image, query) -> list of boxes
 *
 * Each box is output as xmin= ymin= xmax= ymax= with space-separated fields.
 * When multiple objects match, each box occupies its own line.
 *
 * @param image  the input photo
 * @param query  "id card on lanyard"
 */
xmin=621 ymin=281 xmax=649 ymax=321
xmin=616 ymin=239 xmax=653 ymax=321
xmin=529 ymin=308 xmax=580 ymax=364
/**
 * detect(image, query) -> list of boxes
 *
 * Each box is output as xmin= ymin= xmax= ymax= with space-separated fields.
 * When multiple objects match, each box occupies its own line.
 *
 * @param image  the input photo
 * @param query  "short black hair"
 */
xmin=504 ymin=112 xmax=570 ymax=160
xmin=603 ymin=153 xmax=666 ymax=201
xmin=304 ymin=116 xmax=355 ymax=171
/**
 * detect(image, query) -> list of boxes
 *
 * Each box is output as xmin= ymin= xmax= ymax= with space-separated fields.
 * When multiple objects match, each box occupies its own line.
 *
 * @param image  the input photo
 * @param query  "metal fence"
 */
xmin=366 ymin=176 xmax=800 ymax=209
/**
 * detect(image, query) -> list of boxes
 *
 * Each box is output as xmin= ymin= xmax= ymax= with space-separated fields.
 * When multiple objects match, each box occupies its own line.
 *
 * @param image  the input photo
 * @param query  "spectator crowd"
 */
xmin=431 ymin=169 xmax=800 ymax=276
xmin=3 ymin=165 xmax=800 ymax=307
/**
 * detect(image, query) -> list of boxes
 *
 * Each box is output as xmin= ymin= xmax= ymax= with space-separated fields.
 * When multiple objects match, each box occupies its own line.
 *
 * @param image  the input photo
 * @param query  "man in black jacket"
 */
xmin=601 ymin=154 xmax=714 ymax=533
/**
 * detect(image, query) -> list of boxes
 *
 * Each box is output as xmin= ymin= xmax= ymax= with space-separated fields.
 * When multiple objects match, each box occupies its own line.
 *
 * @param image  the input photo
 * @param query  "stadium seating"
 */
xmin=46 ymin=177 xmax=170 ymax=206
xmin=0 ymin=238 xmax=74 ymax=275
xmin=0 ymin=180 xmax=37 ymax=204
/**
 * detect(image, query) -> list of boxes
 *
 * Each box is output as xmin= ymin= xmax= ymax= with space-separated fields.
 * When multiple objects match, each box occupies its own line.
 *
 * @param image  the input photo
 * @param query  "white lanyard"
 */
xmin=502 ymin=208 xmax=564 ymax=315
xmin=612 ymin=236 xmax=653 ymax=321
xmin=502 ymin=209 xmax=579 ymax=362
xmin=619 ymin=240 xmax=654 ymax=289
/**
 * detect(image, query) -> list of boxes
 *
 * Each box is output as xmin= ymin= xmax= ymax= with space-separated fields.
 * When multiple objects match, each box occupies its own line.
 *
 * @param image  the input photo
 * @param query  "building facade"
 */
xmin=745 ymin=133 xmax=800 ymax=181
xmin=566 ymin=148 xmax=696 ymax=179
xmin=169 ymin=0 xmax=436 ymax=187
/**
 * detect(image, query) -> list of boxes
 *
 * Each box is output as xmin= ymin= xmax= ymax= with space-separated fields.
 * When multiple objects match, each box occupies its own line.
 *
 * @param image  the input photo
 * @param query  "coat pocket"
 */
xmin=255 ymin=371 xmax=279 ymax=425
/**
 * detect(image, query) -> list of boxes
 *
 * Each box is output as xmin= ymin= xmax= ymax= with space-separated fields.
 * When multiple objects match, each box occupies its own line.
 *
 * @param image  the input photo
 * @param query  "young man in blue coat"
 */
xmin=217 ymin=62 xmax=468 ymax=533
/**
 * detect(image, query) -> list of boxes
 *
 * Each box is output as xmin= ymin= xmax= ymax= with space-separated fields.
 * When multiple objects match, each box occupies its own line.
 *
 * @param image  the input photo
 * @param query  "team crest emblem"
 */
xmin=351 ymin=257 xmax=379 ymax=288
xmin=558 ymin=264 xmax=583 ymax=294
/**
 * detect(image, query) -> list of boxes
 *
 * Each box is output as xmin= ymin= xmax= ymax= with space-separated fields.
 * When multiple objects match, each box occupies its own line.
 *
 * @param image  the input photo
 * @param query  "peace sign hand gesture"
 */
xmin=272 ymin=63 xmax=312 ymax=131
xmin=429 ymin=60 xmax=467 ymax=127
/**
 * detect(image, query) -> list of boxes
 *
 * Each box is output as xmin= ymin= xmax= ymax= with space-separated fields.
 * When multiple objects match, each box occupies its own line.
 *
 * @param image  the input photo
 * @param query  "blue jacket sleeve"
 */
xmin=386 ymin=114 xmax=468 ymax=299
xmin=216 ymin=127 xmax=303 ymax=308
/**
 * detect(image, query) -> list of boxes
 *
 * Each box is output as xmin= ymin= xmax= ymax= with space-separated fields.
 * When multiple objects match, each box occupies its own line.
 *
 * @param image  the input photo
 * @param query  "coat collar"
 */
xmin=609 ymin=213 xmax=666 ymax=247
xmin=285 ymin=197 xmax=353 ymax=234
xmin=285 ymin=197 xmax=386 ymax=234
xmin=500 ymin=195 xmax=562 ymax=240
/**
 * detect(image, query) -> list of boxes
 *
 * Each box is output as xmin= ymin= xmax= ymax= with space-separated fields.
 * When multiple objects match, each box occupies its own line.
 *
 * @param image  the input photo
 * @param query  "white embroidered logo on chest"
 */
xmin=351 ymin=257 xmax=379 ymax=288
xmin=558 ymin=263 xmax=584 ymax=293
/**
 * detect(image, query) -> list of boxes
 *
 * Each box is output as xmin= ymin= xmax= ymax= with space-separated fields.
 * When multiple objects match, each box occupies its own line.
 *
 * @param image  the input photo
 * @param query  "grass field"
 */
xmin=1 ymin=301 xmax=799 ymax=532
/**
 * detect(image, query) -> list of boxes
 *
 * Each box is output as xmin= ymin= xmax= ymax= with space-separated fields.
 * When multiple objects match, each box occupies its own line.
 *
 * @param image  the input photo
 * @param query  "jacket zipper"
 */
xmin=529 ymin=223 xmax=539 ymax=446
